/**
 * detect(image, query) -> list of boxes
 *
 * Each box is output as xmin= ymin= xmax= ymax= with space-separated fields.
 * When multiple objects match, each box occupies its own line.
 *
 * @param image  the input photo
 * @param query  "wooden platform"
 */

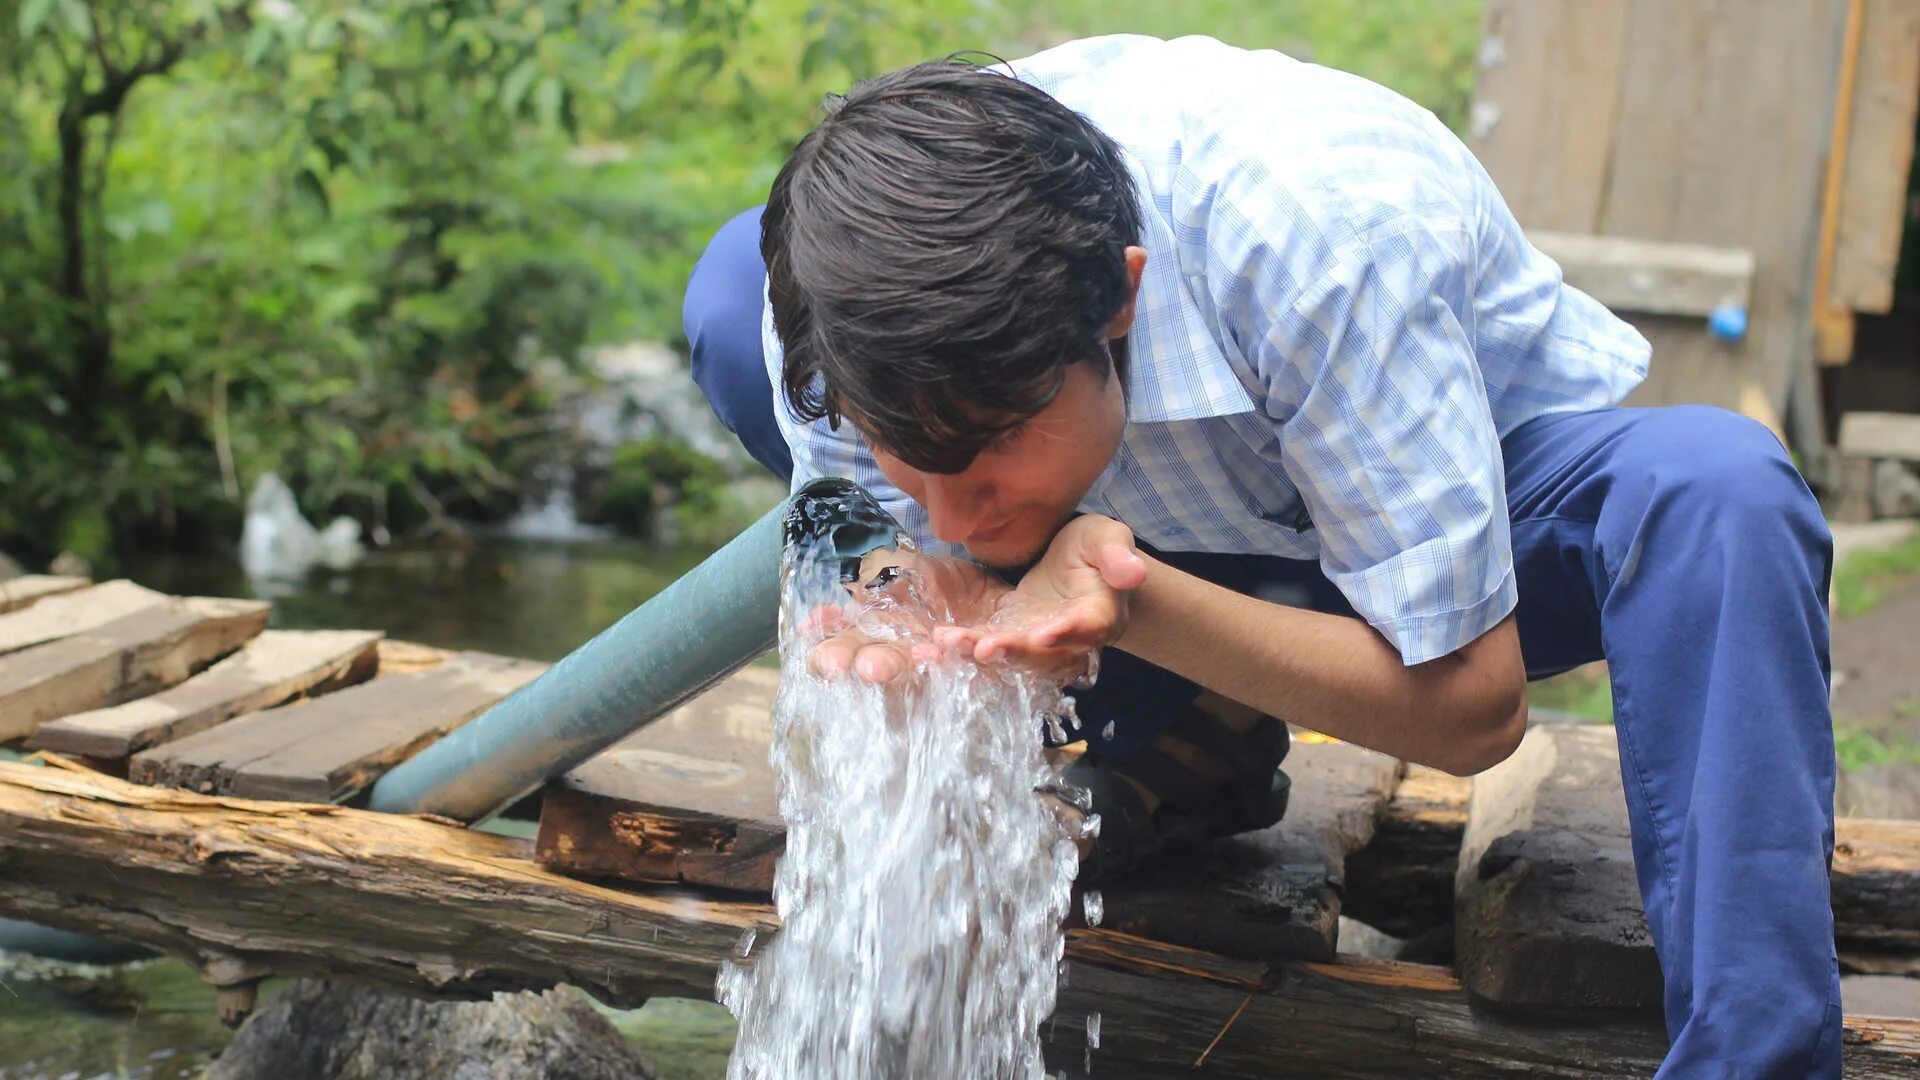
xmin=2 ymin=578 xmax=1918 ymax=1076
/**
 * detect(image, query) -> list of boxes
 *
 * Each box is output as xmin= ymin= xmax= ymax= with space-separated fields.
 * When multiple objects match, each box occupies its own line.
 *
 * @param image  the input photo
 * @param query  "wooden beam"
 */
xmin=129 ymin=652 xmax=545 ymax=803
xmin=28 ymin=629 xmax=384 ymax=763
xmin=536 ymin=666 xmax=784 ymax=893
xmin=1343 ymin=741 xmax=1920 ymax=979
xmin=0 ymin=598 xmax=270 ymax=741
xmin=0 ymin=575 xmax=88 ymax=616
xmin=1 ymin=760 xmax=1914 ymax=1078
xmin=0 ymin=580 xmax=168 ymax=656
xmin=1527 ymin=231 xmax=1755 ymax=319
xmin=1831 ymin=0 xmax=1920 ymax=316
xmin=1841 ymin=412 xmax=1920 ymax=462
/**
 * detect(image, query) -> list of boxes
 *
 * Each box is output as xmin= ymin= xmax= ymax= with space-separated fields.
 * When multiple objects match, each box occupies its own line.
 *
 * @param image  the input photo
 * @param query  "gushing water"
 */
xmin=717 ymin=480 xmax=1089 ymax=1078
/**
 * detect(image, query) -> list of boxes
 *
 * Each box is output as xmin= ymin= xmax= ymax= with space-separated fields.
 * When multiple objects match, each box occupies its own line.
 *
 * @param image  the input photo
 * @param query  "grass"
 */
xmin=1528 ymin=664 xmax=1614 ymax=724
xmin=1833 ymin=529 xmax=1920 ymax=619
xmin=1835 ymin=720 xmax=1920 ymax=773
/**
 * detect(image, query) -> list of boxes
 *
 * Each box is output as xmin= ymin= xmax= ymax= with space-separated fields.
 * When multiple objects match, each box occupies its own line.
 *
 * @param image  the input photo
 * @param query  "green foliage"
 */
xmin=588 ymin=436 xmax=728 ymax=536
xmin=0 ymin=0 xmax=1483 ymax=566
xmin=1834 ymin=722 xmax=1920 ymax=773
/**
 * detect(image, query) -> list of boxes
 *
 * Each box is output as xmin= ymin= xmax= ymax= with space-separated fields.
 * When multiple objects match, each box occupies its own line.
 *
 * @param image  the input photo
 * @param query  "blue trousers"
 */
xmin=686 ymin=207 xmax=1842 ymax=1076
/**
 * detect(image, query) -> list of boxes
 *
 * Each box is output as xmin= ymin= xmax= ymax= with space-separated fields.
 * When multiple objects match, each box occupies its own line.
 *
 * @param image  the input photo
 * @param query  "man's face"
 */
xmin=867 ymin=360 xmax=1127 ymax=569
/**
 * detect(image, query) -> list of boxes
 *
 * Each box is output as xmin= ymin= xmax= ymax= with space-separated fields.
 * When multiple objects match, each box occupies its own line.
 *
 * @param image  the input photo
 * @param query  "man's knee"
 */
xmin=682 ymin=206 xmax=794 ymax=479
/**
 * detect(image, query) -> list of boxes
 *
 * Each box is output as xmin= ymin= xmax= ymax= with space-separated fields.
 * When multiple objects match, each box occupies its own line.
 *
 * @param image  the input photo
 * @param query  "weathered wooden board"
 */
xmin=1529 ymin=231 xmax=1754 ymax=319
xmin=28 ymin=629 xmax=384 ymax=762
xmin=1454 ymin=724 xmax=1662 ymax=1010
xmin=1842 ymin=411 xmax=1920 ymax=462
xmin=129 ymin=652 xmax=545 ymax=803
xmin=1833 ymin=0 xmax=1920 ymax=315
xmin=536 ymin=665 xmax=781 ymax=892
xmin=1094 ymin=738 xmax=1404 ymax=963
xmin=0 ymin=579 xmax=168 ymax=656
xmin=3 ymin=761 xmax=1917 ymax=1078
xmin=1834 ymin=818 xmax=1920 ymax=976
xmin=0 ymin=575 xmax=88 ymax=616
xmin=1469 ymin=0 xmax=1632 ymax=233
xmin=0 ymin=598 xmax=270 ymax=741
xmin=1343 ymin=763 xmax=1471 ymax=941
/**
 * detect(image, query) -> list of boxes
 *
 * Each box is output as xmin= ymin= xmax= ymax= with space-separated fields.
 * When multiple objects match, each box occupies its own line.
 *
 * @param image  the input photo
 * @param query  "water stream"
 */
xmin=716 ymin=481 xmax=1093 ymax=1078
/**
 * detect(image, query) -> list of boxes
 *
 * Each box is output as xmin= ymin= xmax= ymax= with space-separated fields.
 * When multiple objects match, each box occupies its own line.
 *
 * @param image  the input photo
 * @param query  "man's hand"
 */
xmin=804 ymin=515 xmax=1148 ymax=685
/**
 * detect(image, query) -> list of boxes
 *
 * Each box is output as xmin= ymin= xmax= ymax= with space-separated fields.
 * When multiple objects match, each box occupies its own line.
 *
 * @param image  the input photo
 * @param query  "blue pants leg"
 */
xmin=1503 ymin=406 xmax=1841 ymax=1078
xmin=684 ymin=206 xmax=794 ymax=480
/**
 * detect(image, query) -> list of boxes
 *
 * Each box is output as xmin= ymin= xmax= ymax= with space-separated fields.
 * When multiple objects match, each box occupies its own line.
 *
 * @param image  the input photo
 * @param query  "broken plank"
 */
xmin=1096 ymin=736 xmax=1404 ymax=963
xmin=1343 ymin=763 xmax=1471 ymax=941
xmin=129 ymin=652 xmax=545 ymax=803
xmin=0 ymin=598 xmax=270 ymax=742
xmin=536 ymin=665 xmax=782 ymax=893
xmin=0 ymin=580 xmax=169 ymax=656
xmin=2 ymin=761 xmax=1915 ymax=1078
xmin=0 ymin=576 xmax=88 ymax=616
xmin=28 ymin=629 xmax=384 ymax=762
xmin=1454 ymin=724 xmax=1663 ymax=1010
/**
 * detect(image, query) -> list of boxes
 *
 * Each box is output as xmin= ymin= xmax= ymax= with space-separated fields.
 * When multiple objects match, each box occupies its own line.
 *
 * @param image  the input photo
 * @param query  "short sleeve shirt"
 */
xmin=763 ymin=34 xmax=1650 ymax=665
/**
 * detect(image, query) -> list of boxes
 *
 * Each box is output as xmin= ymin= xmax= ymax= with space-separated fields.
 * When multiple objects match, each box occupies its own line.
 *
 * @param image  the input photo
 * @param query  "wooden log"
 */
xmin=1831 ymin=0 xmax=1920 ymax=315
xmin=536 ymin=665 xmax=783 ymax=893
xmin=1095 ymin=738 xmax=1404 ymax=963
xmin=1835 ymin=819 xmax=1920 ymax=975
xmin=1 ymin=761 xmax=1914 ymax=1078
xmin=28 ymin=629 xmax=384 ymax=763
xmin=1343 ymin=764 xmax=1471 ymax=941
xmin=129 ymin=651 xmax=545 ymax=803
xmin=0 ymin=597 xmax=270 ymax=741
xmin=1455 ymin=725 xmax=1663 ymax=1010
xmin=0 ymin=579 xmax=168 ymax=655
xmin=0 ymin=575 xmax=88 ymax=615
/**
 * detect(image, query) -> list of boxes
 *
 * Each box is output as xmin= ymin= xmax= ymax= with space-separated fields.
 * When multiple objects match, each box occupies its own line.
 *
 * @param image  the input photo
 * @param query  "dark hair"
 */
xmin=762 ymin=56 xmax=1143 ymax=474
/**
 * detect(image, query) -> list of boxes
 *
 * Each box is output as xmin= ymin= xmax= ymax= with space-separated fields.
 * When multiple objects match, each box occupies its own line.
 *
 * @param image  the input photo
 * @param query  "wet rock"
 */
xmin=212 ymin=978 xmax=656 ymax=1080
xmin=1838 ymin=763 xmax=1920 ymax=820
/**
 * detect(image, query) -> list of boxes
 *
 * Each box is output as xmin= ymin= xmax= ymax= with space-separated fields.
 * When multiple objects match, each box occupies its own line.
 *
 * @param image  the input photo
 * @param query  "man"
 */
xmin=683 ymin=35 xmax=1839 ymax=1076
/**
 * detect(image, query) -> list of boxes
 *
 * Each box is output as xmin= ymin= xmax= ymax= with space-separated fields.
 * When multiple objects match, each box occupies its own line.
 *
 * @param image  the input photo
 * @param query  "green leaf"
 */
xmin=17 ymin=0 xmax=55 ymax=37
xmin=55 ymin=0 xmax=90 ymax=38
xmin=533 ymin=74 xmax=563 ymax=129
xmin=499 ymin=59 xmax=540 ymax=114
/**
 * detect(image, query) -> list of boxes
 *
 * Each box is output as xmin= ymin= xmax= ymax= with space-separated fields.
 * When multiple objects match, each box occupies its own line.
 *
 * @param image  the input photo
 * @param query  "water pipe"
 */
xmin=367 ymin=478 xmax=909 ymax=823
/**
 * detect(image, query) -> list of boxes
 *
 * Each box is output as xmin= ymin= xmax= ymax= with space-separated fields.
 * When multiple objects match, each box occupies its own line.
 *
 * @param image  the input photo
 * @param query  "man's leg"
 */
xmin=684 ymin=206 xmax=794 ymax=481
xmin=1502 ymin=405 xmax=1841 ymax=1078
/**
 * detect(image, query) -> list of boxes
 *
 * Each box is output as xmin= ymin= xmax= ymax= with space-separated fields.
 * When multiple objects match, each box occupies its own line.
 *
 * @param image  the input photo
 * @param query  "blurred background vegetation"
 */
xmin=0 ymin=0 xmax=1482 ymax=571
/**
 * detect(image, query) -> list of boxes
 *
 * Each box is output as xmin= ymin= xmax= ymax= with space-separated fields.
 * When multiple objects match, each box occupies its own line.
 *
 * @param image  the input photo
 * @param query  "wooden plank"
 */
xmin=1530 ymin=231 xmax=1754 ymax=318
xmin=536 ymin=665 xmax=782 ymax=892
xmin=1834 ymin=818 xmax=1920 ymax=974
xmin=0 ymin=598 xmax=270 ymax=741
xmin=1832 ymin=0 xmax=1920 ymax=315
xmin=1095 ymin=738 xmax=1404 ymax=963
xmin=3 ymin=761 xmax=1917 ymax=1078
xmin=1596 ymin=1 xmax=1847 ymax=418
xmin=27 ymin=629 xmax=384 ymax=762
xmin=0 ymin=575 xmax=88 ymax=616
xmin=1454 ymin=724 xmax=1663 ymax=1010
xmin=0 ymin=579 xmax=168 ymax=656
xmin=1469 ymin=0 xmax=1631 ymax=233
xmin=129 ymin=652 xmax=546 ymax=803
xmin=1842 ymin=411 xmax=1920 ymax=461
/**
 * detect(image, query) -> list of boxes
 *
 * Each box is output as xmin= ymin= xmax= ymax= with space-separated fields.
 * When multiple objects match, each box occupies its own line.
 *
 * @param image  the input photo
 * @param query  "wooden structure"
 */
xmin=1470 ymin=0 xmax=1920 ymax=464
xmin=2 ymin=579 xmax=1920 ymax=1076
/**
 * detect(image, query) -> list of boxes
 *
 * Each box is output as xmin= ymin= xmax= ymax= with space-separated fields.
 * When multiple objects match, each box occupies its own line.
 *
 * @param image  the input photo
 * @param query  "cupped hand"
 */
xmin=801 ymin=515 xmax=1148 ymax=685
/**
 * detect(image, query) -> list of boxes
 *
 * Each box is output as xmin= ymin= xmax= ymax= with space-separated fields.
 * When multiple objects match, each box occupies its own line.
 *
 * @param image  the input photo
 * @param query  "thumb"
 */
xmin=1087 ymin=528 xmax=1147 ymax=591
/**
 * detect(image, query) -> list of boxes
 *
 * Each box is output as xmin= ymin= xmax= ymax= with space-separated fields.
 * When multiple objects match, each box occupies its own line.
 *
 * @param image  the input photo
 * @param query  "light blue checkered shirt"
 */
xmin=763 ymin=34 xmax=1650 ymax=665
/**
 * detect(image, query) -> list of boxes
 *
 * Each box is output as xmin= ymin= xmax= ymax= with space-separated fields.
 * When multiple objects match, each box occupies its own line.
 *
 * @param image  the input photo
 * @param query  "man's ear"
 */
xmin=1103 ymin=246 xmax=1149 ymax=339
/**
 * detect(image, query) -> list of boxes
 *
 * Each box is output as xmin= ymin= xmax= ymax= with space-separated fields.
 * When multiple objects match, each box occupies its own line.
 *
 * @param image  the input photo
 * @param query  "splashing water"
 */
xmin=717 ymin=480 xmax=1088 ymax=1078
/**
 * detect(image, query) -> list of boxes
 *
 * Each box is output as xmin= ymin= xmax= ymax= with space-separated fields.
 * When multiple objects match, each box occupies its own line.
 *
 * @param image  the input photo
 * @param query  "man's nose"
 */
xmin=920 ymin=474 xmax=985 ymax=544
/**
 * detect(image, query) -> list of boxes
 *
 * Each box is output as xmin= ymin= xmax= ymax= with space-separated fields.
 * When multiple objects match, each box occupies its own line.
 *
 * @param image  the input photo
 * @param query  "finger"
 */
xmin=809 ymin=637 xmax=857 ymax=677
xmin=1094 ymin=540 xmax=1147 ymax=590
xmin=800 ymin=605 xmax=853 ymax=638
xmin=854 ymin=642 xmax=912 ymax=684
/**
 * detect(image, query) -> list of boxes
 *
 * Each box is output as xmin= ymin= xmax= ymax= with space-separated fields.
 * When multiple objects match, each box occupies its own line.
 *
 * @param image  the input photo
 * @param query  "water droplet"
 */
xmin=735 ymin=929 xmax=757 ymax=959
xmin=1079 ymin=812 xmax=1102 ymax=840
xmin=1057 ymin=959 xmax=1070 ymax=987
xmin=1044 ymin=714 xmax=1068 ymax=745
xmin=1087 ymin=1010 xmax=1102 ymax=1049
xmin=1083 ymin=890 xmax=1104 ymax=927
xmin=1060 ymin=696 xmax=1081 ymax=729
xmin=1100 ymin=720 xmax=1116 ymax=741
xmin=1071 ymin=650 xmax=1101 ymax=690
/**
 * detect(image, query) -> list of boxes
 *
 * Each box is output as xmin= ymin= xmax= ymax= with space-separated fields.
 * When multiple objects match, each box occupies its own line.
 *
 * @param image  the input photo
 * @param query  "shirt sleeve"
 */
xmin=1234 ymin=215 xmax=1517 ymax=666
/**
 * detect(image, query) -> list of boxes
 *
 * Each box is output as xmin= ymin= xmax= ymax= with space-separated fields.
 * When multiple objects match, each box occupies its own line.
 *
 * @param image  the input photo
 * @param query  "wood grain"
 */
xmin=0 ymin=576 xmax=89 ymax=616
xmin=0 ymin=580 xmax=168 ymax=656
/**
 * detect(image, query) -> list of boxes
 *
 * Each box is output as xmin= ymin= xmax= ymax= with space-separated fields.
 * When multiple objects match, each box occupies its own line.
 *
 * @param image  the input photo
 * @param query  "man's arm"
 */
xmin=1118 ymin=549 xmax=1527 ymax=776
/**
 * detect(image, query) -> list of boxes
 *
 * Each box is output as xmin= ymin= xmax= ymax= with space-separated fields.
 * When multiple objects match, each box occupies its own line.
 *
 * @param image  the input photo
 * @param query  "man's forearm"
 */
xmin=1114 ymin=553 xmax=1527 ymax=775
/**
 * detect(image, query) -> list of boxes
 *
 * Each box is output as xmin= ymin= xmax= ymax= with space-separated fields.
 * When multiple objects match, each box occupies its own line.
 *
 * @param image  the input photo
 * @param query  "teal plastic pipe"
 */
xmin=367 ymin=500 xmax=786 ymax=822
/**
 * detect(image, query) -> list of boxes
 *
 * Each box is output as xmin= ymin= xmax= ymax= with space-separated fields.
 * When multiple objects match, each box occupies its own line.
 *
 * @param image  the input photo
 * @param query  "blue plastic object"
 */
xmin=1709 ymin=304 xmax=1748 ymax=342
